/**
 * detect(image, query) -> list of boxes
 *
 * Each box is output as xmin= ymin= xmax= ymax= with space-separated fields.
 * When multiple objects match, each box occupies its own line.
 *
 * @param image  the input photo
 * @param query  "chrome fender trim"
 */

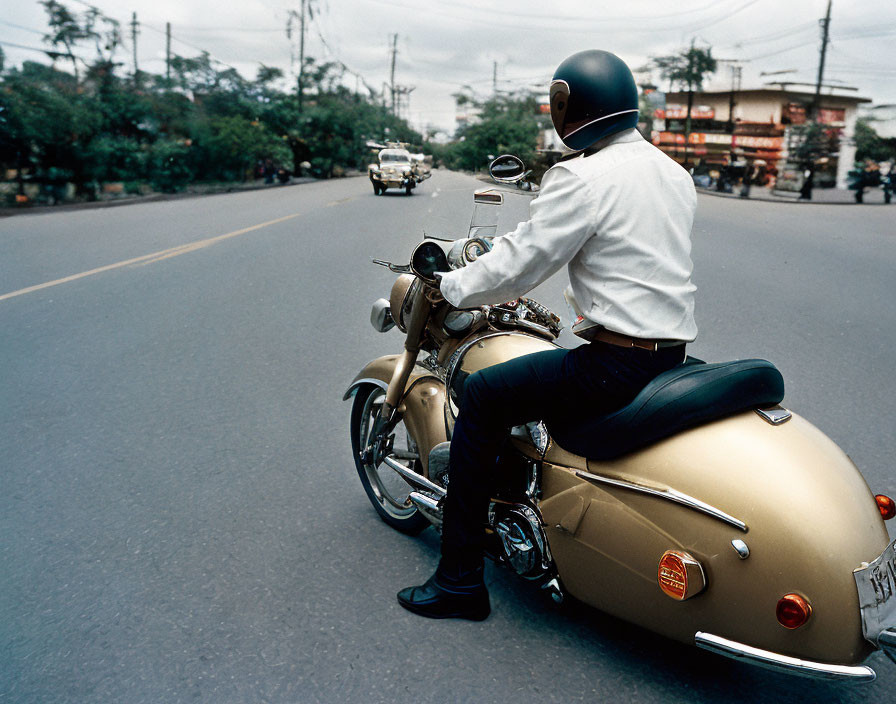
xmin=343 ymin=377 xmax=388 ymax=401
xmin=695 ymin=632 xmax=877 ymax=683
xmin=575 ymin=470 xmax=748 ymax=532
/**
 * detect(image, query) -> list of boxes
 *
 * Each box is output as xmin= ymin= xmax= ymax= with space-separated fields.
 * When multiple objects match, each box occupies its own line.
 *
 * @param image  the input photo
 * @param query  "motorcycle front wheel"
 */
xmin=350 ymin=385 xmax=429 ymax=534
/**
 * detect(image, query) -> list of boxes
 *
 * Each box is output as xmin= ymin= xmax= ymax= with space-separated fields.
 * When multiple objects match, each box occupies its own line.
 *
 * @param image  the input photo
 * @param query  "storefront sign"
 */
xmin=785 ymin=103 xmax=807 ymax=124
xmin=819 ymin=108 xmax=845 ymax=125
xmin=656 ymin=132 xmax=733 ymax=146
xmin=733 ymin=135 xmax=783 ymax=149
xmin=656 ymin=105 xmax=715 ymax=120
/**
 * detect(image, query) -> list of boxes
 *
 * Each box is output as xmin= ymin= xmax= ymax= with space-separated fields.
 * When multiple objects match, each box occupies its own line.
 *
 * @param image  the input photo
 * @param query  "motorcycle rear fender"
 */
xmin=538 ymin=410 xmax=889 ymax=667
xmin=345 ymin=355 xmax=448 ymax=475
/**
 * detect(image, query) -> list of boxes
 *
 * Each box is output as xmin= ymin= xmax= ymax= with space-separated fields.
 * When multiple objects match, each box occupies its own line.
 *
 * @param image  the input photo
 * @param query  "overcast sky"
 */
xmin=2 ymin=0 xmax=894 ymax=135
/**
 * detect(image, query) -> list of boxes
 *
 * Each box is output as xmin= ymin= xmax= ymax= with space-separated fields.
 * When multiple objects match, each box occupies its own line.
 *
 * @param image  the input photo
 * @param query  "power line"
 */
xmin=747 ymin=39 xmax=818 ymax=61
xmin=0 ymin=20 xmax=46 ymax=35
xmin=362 ymin=0 xmax=748 ymax=35
xmin=366 ymin=0 xmax=744 ymax=25
xmin=688 ymin=0 xmax=760 ymax=33
xmin=719 ymin=21 xmax=817 ymax=48
xmin=0 ymin=39 xmax=70 ymax=57
xmin=159 ymin=26 xmax=282 ymax=33
xmin=142 ymin=23 xmax=239 ymax=72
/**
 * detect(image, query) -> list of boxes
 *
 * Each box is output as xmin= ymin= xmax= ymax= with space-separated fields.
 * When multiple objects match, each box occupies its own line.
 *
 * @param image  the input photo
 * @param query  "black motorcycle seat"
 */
xmin=548 ymin=357 xmax=785 ymax=461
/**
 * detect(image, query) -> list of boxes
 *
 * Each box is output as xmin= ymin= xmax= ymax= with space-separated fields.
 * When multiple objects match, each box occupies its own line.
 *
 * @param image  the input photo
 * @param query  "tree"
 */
xmin=199 ymin=116 xmax=292 ymax=181
xmin=652 ymin=43 xmax=717 ymax=164
xmin=41 ymin=0 xmax=90 ymax=81
xmin=444 ymin=93 xmax=542 ymax=172
xmin=854 ymin=119 xmax=896 ymax=163
xmin=2 ymin=15 xmax=429 ymax=202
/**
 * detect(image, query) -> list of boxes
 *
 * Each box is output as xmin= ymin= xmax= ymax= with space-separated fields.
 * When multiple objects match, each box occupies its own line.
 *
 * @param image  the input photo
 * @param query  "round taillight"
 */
xmin=876 ymin=495 xmax=895 ymax=520
xmin=777 ymin=593 xmax=812 ymax=629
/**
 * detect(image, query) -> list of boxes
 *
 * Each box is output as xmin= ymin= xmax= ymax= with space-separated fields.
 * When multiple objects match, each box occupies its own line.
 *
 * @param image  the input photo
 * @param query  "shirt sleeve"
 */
xmin=439 ymin=165 xmax=596 ymax=309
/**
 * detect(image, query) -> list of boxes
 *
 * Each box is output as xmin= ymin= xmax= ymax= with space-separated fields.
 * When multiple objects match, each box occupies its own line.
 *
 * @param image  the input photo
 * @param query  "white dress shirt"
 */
xmin=439 ymin=128 xmax=698 ymax=342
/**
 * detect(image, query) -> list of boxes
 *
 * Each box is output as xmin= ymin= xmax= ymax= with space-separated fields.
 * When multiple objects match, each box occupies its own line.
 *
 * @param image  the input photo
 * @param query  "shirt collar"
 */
xmin=592 ymin=128 xmax=643 ymax=151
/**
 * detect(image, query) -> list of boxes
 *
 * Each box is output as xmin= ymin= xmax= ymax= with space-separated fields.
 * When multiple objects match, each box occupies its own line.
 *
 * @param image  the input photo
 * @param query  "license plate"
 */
xmin=855 ymin=538 xmax=896 ymax=645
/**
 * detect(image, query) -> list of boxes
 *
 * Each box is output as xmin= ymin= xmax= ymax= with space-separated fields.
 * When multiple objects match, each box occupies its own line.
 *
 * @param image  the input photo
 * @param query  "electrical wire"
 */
xmin=0 ymin=20 xmax=46 ymax=35
xmin=412 ymin=0 xmax=742 ymax=24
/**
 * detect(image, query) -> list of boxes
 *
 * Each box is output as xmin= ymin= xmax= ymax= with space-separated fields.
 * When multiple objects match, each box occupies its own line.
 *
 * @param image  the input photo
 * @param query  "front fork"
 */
xmin=363 ymin=286 xmax=433 ymax=463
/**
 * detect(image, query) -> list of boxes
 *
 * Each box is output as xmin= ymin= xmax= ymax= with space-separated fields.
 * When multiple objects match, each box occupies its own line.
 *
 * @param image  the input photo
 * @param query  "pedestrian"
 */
xmin=883 ymin=161 xmax=894 ymax=204
xmin=740 ymin=161 xmax=753 ymax=198
xmin=398 ymin=50 xmax=697 ymax=621
xmin=798 ymin=166 xmax=814 ymax=200
xmin=716 ymin=157 xmax=730 ymax=192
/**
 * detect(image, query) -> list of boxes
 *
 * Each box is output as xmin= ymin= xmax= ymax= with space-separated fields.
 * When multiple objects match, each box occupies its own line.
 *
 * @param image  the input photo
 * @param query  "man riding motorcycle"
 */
xmin=397 ymin=50 xmax=699 ymax=620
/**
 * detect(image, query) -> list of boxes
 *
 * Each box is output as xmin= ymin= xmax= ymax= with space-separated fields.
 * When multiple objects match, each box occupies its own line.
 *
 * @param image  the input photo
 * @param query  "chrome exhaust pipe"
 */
xmin=383 ymin=455 xmax=447 ymax=498
xmin=409 ymin=491 xmax=443 ymax=513
xmin=409 ymin=491 xmax=443 ymax=528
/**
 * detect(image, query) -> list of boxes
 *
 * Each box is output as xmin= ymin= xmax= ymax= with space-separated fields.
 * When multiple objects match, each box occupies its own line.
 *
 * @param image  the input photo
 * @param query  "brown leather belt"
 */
xmin=583 ymin=326 xmax=683 ymax=352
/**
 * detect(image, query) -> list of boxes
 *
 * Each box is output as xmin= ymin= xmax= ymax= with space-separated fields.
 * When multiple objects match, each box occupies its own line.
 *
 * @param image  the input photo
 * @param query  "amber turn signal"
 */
xmin=658 ymin=550 xmax=706 ymax=601
xmin=776 ymin=593 xmax=812 ymax=629
xmin=875 ymin=495 xmax=895 ymax=520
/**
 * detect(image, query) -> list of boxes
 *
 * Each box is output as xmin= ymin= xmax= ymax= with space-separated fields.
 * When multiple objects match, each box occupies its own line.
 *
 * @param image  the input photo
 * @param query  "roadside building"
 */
xmin=652 ymin=88 xmax=871 ymax=189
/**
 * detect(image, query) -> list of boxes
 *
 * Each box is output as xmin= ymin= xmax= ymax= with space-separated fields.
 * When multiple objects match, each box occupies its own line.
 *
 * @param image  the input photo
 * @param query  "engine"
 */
xmin=488 ymin=502 xmax=552 ymax=581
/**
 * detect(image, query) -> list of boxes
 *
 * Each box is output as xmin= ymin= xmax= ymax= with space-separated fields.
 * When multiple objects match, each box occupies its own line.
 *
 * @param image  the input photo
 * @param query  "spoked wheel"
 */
xmin=350 ymin=385 xmax=429 ymax=534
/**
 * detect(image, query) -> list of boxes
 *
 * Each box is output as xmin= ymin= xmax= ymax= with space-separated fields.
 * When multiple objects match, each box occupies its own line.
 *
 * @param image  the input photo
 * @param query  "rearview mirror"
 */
xmin=489 ymin=155 xmax=526 ymax=183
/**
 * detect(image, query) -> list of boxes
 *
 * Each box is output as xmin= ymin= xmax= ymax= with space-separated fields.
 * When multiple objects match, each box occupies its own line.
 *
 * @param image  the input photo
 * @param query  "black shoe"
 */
xmin=397 ymin=569 xmax=490 ymax=621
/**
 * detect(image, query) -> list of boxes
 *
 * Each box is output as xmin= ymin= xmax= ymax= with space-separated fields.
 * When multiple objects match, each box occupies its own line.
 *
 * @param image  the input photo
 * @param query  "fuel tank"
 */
xmin=444 ymin=331 xmax=559 ymax=422
xmin=537 ymin=409 xmax=890 ymax=666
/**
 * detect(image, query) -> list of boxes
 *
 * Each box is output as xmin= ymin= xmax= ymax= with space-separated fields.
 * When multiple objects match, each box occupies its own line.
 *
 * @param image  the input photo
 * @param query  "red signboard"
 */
xmin=818 ymin=108 xmax=845 ymax=125
xmin=732 ymin=135 xmax=783 ymax=150
xmin=656 ymin=105 xmax=715 ymax=120
xmin=785 ymin=103 xmax=807 ymax=125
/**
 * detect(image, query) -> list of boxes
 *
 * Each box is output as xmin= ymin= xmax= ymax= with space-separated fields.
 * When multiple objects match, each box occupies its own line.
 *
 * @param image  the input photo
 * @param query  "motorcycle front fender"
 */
xmin=345 ymin=355 xmax=448 ymax=475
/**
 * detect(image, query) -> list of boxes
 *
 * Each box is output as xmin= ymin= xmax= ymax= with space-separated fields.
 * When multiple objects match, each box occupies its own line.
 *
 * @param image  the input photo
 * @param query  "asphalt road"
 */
xmin=1 ymin=171 xmax=894 ymax=703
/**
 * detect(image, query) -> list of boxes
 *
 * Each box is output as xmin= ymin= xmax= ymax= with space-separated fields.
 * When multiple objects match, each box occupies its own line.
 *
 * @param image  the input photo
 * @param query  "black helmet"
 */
xmin=550 ymin=50 xmax=639 ymax=151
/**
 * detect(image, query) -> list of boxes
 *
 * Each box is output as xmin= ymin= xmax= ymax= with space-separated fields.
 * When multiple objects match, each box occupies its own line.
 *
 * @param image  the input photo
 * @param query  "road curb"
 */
xmin=0 ymin=175 xmax=365 ymax=218
xmin=695 ymin=187 xmax=891 ymax=206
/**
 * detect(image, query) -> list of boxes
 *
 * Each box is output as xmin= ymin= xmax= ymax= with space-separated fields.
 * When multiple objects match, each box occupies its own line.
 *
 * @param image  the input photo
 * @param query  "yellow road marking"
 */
xmin=0 ymin=211 xmax=304 ymax=303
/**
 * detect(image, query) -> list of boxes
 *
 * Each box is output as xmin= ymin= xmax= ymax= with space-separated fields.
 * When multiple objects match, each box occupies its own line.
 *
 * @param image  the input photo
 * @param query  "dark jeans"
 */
xmin=441 ymin=341 xmax=686 ymax=568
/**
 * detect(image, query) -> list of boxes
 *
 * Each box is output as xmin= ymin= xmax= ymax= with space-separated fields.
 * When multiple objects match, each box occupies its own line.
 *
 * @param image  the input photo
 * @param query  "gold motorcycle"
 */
xmin=345 ymin=156 xmax=896 ymax=682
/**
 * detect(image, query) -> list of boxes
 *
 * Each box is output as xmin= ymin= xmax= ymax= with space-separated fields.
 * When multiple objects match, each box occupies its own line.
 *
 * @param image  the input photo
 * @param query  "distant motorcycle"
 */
xmin=345 ymin=155 xmax=896 ymax=682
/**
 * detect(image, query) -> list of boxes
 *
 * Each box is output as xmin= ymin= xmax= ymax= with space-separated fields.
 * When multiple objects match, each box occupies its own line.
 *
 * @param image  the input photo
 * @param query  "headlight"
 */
xmin=389 ymin=274 xmax=416 ymax=332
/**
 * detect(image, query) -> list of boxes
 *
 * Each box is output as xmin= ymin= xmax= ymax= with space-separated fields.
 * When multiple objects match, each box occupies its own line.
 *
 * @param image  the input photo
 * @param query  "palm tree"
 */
xmin=652 ymin=42 xmax=717 ymax=165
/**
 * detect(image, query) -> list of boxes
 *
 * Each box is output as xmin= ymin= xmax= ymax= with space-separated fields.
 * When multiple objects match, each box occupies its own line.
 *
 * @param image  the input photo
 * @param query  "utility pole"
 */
xmin=800 ymin=0 xmax=832 ymax=201
xmin=493 ymin=60 xmax=497 ymax=97
xmin=130 ymin=12 xmax=139 ymax=80
xmin=165 ymin=22 xmax=171 ymax=85
xmin=684 ymin=39 xmax=695 ymax=167
xmin=287 ymin=3 xmax=309 ymax=111
xmin=726 ymin=64 xmax=742 ymax=134
xmin=298 ymin=0 xmax=307 ymax=112
xmin=389 ymin=34 xmax=398 ymax=115
xmin=812 ymin=0 xmax=833 ymax=119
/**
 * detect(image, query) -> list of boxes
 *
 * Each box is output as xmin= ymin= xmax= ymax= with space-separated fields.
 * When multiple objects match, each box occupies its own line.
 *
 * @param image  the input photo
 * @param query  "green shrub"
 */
xmin=147 ymin=140 xmax=193 ymax=192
